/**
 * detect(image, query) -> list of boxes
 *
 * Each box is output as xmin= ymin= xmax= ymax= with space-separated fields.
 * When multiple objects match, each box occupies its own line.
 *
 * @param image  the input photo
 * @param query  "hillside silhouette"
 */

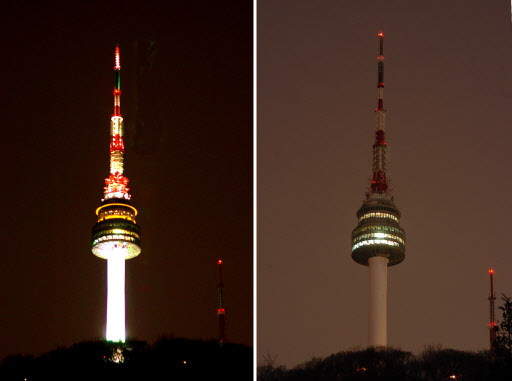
xmin=258 ymin=346 xmax=512 ymax=381
xmin=1 ymin=337 xmax=252 ymax=381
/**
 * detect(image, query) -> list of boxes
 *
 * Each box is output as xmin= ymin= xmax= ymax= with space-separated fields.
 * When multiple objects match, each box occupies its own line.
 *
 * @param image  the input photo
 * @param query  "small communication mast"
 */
xmin=217 ymin=259 xmax=226 ymax=345
xmin=489 ymin=269 xmax=496 ymax=357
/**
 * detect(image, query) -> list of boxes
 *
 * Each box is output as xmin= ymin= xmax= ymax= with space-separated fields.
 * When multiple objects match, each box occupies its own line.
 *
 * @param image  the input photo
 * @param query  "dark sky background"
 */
xmin=0 ymin=1 xmax=252 ymax=360
xmin=258 ymin=0 xmax=512 ymax=367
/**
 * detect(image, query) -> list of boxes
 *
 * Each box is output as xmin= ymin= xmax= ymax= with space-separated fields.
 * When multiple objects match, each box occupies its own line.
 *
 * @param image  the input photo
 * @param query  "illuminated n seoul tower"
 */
xmin=91 ymin=45 xmax=141 ymax=343
xmin=351 ymin=32 xmax=406 ymax=347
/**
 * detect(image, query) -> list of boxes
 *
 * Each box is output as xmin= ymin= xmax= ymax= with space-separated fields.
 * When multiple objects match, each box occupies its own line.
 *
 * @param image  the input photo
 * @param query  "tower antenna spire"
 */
xmin=372 ymin=31 xmax=388 ymax=194
xmin=104 ymin=44 xmax=128 ymax=199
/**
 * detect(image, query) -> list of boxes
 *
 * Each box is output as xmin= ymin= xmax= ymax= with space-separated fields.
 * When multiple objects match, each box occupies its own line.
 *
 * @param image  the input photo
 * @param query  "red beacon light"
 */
xmin=378 ymin=32 xmax=383 ymax=37
xmin=489 ymin=269 xmax=494 ymax=274
xmin=218 ymin=259 xmax=222 ymax=264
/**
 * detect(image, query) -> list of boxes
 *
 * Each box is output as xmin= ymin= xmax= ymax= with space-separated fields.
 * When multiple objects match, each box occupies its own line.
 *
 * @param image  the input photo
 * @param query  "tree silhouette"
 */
xmin=496 ymin=293 xmax=512 ymax=359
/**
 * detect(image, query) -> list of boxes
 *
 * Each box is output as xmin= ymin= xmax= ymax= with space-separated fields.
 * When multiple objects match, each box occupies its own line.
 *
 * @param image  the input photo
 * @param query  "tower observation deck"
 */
xmin=350 ymin=33 xmax=406 ymax=347
xmin=91 ymin=46 xmax=141 ymax=343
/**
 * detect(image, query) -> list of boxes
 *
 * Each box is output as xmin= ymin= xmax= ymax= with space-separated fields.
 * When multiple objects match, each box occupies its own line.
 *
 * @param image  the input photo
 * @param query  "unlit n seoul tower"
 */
xmin=351 ymin=33 xmax=405 ymax=347
xmin=92 ymin=46 xmax=141 ymax=342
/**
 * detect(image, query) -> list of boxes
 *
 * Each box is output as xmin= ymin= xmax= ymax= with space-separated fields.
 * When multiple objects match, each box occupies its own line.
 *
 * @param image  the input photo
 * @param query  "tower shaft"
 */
xmin=368 ymin=256 xmax=388 ymax=346
xmin=107 ymin=255 xmax=126 ymax=342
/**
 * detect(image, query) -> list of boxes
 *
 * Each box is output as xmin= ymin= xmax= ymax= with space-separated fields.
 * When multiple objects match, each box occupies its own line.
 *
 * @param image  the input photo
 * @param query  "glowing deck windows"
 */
xmin=352 ymin=239 xmax=400 ymax=251
xmin=96 ymin=203 xmax=137 ymax=222
xmin=358 ymin=212 xmax=398 ymax=223
xmin=352 ymin=232 xmax=405 ymax=245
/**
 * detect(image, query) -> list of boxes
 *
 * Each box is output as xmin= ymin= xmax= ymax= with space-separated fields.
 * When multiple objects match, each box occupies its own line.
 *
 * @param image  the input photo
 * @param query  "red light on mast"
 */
xmin=378 ymin=32 xmax=383 ymax=37
xmin=218 ymin=259 xmax=222 ymax=264
xmin=489 ymin=269 xmax=494 ymax=274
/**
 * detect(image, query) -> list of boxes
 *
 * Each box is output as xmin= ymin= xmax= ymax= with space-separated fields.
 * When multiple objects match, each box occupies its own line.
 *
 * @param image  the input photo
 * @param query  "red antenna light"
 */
xmin=378 ymin=32 xmax=383 ymax=37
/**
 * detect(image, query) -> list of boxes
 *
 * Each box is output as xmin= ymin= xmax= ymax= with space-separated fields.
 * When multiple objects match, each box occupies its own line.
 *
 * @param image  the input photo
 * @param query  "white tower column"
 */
xmin=368 ymin=256 xmax=388 ymax=347
xmin=106 ymin=253 xmax=126 ymax=342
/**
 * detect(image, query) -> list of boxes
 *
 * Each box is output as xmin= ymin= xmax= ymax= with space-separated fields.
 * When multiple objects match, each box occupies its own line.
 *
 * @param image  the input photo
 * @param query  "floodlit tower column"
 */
xmin=91 ymin=46 xmax=141 ymax=343
xmin=351 ymin=32 xmax=406 ymax=347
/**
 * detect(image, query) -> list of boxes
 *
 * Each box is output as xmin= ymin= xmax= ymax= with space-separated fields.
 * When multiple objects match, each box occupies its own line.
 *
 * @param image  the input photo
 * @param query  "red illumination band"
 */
xmin=105 ymin=172 xmax=130 ymax=194
xmin=110 ymin=135 xmax=125 ymax=152
xmin=115 ymin=46 xmax=120 ymax=69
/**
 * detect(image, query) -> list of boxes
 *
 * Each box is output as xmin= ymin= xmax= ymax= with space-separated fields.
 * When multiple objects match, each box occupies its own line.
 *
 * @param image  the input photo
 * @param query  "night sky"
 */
xmin=258 ymin=0 xmax=512 ymax=367
xmin=1 ymin=1 xmax=252 ymax=360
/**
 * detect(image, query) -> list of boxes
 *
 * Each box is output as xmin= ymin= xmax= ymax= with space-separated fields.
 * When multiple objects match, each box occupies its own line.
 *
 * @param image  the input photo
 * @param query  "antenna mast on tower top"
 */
xmin=371 ymin=32 xmax=388 ymax=194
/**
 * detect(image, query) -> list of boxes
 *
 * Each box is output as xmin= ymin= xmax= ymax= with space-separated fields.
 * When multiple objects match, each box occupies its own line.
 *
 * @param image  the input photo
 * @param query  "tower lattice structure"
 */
xmin=91 ymin=45 xmax=141 ymax=343
xmin=351 ymin=32 xmax=406 ymax=347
